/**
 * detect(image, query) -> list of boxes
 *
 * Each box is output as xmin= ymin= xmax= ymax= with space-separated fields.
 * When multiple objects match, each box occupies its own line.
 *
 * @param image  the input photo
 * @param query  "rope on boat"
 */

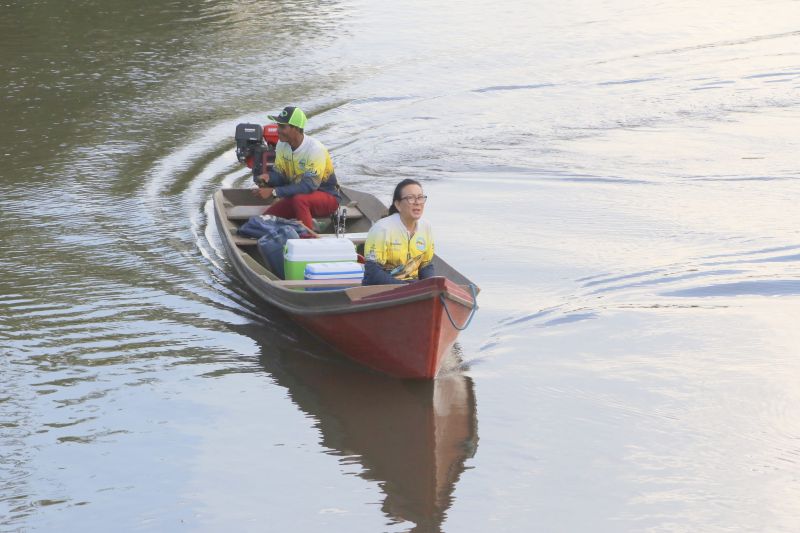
xmin=440 ymin=283 xmax=478 ymax=331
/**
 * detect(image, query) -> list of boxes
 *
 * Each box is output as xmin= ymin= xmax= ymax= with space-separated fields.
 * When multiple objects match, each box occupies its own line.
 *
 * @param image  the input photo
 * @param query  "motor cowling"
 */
xmin=235 ymin=122 xmax=279 ymax=185
xmin=235 ymin=123 xmax=263 ymax=164
xmin=262 ymin=123 xmax=279 ymax=145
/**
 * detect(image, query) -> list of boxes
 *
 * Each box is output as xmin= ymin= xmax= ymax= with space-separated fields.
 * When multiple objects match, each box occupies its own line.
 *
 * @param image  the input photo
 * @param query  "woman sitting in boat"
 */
xmin=252 ymin=106 xmax=340 ymax=231
xmin=362 ymin=179 xmax=436 ymax=285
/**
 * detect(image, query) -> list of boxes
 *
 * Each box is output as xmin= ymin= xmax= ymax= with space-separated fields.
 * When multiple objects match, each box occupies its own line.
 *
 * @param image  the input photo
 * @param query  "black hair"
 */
xmin=387 ymin=178 xmax=422 ymax=215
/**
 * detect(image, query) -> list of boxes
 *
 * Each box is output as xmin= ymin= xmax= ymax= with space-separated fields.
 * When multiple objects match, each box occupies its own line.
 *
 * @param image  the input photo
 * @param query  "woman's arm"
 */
xmin=418 ymin=262 xmax=436 ymax=280
xmin=363 ymin=261 xmax=406 ymax=286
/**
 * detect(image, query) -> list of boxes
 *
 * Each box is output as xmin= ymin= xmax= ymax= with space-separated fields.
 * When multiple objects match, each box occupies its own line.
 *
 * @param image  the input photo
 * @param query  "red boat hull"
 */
xmin=293 ymin=278 xmax=475 ymax=378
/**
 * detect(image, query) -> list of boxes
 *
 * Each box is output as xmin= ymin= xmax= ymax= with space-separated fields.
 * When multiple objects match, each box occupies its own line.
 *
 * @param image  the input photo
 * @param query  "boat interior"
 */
xmin=215 ymin=187 xmax=473 ymax=292
xmin=216 ymin=187 xmax=387 ymax=290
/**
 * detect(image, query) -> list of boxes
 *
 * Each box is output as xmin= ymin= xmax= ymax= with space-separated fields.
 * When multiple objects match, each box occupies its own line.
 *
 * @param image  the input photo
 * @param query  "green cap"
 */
xmin=267 ymin=106 xmax=307 ymax=129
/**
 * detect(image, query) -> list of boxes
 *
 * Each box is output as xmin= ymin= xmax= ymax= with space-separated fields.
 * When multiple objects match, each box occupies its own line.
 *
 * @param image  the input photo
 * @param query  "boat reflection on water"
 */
xmin=247 ymin=322 xmax=479 ymax=531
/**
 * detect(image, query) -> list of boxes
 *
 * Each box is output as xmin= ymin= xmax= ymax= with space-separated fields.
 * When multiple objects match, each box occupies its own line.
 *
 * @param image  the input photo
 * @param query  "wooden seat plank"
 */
xmin=227 ymin=205 xmax=268 ymax=220
xmin=232 ymin=231 xmax=367 ymax=247
xmin=227 ymin=204 xmax=364 ymax=221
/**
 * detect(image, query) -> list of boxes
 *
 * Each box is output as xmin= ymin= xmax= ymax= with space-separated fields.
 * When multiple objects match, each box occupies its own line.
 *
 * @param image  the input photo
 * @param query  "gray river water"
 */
xmin=2 ymin=1 xmax=800 ymax=531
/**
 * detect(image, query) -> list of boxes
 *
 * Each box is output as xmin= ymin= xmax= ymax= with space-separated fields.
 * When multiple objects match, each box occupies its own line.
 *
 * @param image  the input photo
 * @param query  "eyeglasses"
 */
xmin=400 ymin=195 xmax=428 ymax=204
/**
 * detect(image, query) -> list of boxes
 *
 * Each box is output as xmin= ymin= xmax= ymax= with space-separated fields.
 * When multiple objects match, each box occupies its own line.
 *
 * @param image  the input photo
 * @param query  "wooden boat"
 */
xmin=212 ymin=186 xmax=479 ymax=379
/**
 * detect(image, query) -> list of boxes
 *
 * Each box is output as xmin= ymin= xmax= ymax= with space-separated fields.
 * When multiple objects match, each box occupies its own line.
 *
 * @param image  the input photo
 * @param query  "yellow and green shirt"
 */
xmin=268 ymin=135 xmax=340 ymax=200
xmin=364 ymin=213 xmax=435 ymax=282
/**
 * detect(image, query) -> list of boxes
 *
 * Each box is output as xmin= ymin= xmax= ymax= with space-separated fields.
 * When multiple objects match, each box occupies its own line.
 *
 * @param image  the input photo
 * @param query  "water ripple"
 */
xmin=664 ymin=280 xmax=800 ymax=298
xmin=472 ymin=83 xmax=555 ymax=93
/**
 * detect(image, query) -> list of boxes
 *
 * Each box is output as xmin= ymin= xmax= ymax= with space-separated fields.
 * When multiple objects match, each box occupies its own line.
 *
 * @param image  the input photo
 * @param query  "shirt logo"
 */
xmin=415 ymin=237 xmax=426 ymax=251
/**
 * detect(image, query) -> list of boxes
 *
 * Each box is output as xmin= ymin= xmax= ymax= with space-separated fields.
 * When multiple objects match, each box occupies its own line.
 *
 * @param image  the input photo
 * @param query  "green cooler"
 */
xmin=284 ymin=238 xmax=358 ymax=280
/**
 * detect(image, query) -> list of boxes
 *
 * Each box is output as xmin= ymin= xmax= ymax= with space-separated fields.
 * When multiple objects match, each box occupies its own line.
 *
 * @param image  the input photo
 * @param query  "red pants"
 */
xmin=264 ymin=191 xmax=339 ymax=230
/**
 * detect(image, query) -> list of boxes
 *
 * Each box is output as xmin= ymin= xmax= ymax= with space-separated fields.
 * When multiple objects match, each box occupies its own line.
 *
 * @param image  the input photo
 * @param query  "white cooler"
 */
xmin=302 ymin=261 xmax=364 ymax=291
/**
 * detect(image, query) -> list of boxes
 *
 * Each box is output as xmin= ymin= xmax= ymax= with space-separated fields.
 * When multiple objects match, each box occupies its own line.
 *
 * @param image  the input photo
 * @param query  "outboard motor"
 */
xmin=235 ymin=123 xmax=263 ymax=163
xmin=235 ymin=122 xmax=279 ymax=185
